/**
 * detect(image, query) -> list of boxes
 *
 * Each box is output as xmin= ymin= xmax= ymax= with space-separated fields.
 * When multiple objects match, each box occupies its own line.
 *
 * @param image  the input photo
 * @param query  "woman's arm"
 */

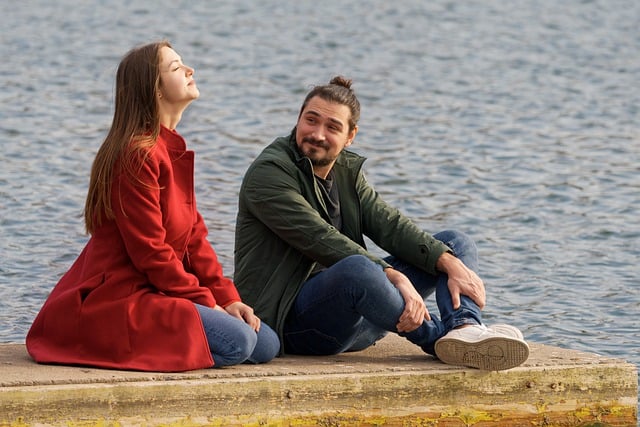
xmin=112 ymin=149 xmax=217 ymax=306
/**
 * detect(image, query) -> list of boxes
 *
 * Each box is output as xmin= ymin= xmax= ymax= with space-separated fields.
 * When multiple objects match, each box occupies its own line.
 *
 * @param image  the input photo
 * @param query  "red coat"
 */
xmin=26 ymin=126 xmax=240 ymax=372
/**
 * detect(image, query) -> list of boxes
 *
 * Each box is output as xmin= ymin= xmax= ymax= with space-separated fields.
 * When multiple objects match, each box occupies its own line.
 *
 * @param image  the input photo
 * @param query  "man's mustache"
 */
xmin=302 ymin=137 xmax=330 ymax=150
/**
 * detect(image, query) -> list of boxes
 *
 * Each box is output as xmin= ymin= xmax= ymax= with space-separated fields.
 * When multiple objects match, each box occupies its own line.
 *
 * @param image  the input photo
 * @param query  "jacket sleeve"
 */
xmin=242 ymin=159 xmax=389 ymax=269
xmin=356 ymin=171 xmax=451 ymax=275
xmin=185 ymin=211 xmax=241 ymax=307
xmin=112 ymin=150 xmax=217 ymax=307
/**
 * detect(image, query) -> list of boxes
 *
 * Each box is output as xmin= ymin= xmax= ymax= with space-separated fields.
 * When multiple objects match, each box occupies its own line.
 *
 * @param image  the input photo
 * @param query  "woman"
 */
xmin=26 ymin=41 xmax=279 ymax=372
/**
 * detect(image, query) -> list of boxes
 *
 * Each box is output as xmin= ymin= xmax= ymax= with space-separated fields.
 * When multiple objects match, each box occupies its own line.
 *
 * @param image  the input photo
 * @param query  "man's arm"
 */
xmin=355 ymin=172 xmax=450 ymax=275
xmin=355 ymin=171 xmax=486 ymax=311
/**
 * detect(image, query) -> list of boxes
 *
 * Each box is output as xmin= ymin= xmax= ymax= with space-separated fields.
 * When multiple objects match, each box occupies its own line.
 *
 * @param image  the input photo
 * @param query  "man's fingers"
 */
xmin=471 ymin=287 xmax=486 ymax=309
xmin=451 ymin=291 xmax=461 ymax=310
xmin=397 ymin=303 xmax=427 ymax=332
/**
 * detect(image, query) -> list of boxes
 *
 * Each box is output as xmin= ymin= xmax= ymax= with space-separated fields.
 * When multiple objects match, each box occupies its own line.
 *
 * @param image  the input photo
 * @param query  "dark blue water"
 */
xmin=1 ymin=0 xmax=638 ymax=415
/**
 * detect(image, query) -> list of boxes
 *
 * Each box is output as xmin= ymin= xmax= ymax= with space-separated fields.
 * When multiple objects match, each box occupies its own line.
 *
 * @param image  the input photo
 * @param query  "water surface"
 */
xmin=1 ymin=0 xmax=638 ymax=413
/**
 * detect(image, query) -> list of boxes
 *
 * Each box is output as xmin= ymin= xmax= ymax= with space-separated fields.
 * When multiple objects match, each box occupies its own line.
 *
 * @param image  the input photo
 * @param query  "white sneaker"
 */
xmin=489 ymin=323 xmax=525 ymax=340
xmin=434 ymin=324 xmax=529 ymax=371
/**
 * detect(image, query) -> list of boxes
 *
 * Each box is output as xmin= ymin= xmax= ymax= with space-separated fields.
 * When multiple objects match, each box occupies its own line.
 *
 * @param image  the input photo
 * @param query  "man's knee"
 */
xmin=434 ymin=229 xmax=477 ymax=256
xmin=337 ymin=255 xmax=383 ymax=281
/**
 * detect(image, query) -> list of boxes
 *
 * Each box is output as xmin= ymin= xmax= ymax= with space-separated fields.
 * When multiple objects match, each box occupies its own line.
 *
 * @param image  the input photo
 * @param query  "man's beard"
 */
xmin=307 ymin=152 xmax=335 ymax=167
xmin=299 ymin=137 xmax=336 ymax=167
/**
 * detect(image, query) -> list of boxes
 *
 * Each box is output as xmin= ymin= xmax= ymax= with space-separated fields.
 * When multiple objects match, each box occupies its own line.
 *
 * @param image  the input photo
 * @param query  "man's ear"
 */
xmin=345 ymin=125 xmax=358 ymax=147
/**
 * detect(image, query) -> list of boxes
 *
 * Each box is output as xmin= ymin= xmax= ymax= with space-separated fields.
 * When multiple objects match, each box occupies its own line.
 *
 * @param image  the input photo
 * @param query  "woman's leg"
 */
xmin=195 ymin=304 xmax=279 ymax=366
xmin=247 ymin=322 xmax=280 ymax=364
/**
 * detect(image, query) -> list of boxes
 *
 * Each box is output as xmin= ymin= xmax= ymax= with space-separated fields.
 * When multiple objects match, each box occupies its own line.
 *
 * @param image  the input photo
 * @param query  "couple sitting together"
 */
xmin=26 ymin=41 xmax=529 ymax=372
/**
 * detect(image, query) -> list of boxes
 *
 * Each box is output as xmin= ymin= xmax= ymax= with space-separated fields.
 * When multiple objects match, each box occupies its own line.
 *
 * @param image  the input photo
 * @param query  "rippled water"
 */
xmin=1 ymin=0 xmax=638 ymax=412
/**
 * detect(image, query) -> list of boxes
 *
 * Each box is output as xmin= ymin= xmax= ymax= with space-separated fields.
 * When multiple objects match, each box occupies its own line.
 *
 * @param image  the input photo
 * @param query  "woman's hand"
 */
xmin=222 ymin=301 xmax=261 ymax=332
xmin=385 ymin=267 xmax=430 ymax=333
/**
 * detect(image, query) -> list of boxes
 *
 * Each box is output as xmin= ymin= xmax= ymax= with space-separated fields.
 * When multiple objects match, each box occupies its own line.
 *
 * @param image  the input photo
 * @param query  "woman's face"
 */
xmin=158 ymin=46 xmax=199 ymax=106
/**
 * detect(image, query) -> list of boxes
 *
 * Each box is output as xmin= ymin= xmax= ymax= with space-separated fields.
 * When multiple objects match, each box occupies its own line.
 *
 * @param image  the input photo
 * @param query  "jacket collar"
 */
xmin=160 ymin=125 xmax=187 ymax=152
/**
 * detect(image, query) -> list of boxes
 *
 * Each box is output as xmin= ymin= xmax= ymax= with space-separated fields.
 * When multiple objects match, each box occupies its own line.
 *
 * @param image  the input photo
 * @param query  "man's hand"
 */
xmin=385 ymin=267 xmax=430 ymax=333
xmin=222 ymin=301 xmax=261 ymax=332
xmin=436 ymin=252 xmax=486 ymax=310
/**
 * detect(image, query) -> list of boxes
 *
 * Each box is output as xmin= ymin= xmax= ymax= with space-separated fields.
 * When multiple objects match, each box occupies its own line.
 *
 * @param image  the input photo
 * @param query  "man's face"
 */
xmin=295 ymin=96 xmax=358 ymax=178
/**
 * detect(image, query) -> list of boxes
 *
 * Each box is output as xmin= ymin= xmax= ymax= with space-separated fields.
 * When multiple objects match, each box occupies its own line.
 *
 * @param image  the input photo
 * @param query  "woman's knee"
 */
xmin=198 ymin=307 xmax=259 ymax=366
xmin=213 ymin=324 xmax=258 ymax=366
xmin=234 ymin=322 xmax=259 ymax=356
xmin=248 ymin=324 xmax=280 ymax=364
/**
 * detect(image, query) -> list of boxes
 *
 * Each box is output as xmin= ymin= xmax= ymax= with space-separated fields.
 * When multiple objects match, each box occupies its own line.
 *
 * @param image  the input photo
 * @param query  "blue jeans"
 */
xmin=195 ymin=304 xmax=280 ymax=367
xmin=283 ymin=230 xmax=483 ymax=356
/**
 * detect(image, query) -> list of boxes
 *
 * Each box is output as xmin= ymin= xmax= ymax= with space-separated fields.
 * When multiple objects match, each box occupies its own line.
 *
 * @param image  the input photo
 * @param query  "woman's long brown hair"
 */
xmin=84 ymin=40 xmax=170 ymax=234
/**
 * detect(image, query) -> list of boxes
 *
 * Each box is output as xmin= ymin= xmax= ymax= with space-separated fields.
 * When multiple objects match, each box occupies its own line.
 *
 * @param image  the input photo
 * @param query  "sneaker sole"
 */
xmin=434 ymin=336 xmax=530 ymax=371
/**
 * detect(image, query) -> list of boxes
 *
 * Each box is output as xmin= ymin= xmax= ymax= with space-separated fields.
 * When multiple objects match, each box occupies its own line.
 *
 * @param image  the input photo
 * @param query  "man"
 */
xmin=234 ymin=76 xmax=529 ymax=370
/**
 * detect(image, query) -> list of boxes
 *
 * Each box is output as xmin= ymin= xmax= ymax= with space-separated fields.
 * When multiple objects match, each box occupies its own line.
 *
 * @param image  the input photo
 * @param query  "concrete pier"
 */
xmin=0 ymin=335 xmax=637 ymax=426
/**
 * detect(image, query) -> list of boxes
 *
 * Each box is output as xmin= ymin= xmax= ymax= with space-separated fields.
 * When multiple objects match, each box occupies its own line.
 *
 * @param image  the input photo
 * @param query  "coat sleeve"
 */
xmin=112 ymin=150 xmax=217 ymax=307
xmin=185 ymin=211 xmax=241 ymax=307
xmin=242 ymin=159 xmax=388 ymax=269
xmin=356 ymin=172 xmax=451 ymax=275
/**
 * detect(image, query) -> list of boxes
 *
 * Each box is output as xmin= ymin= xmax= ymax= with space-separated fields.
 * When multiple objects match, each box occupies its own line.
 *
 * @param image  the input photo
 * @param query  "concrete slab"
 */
xmin=0 ymin=335 xmax=637 ymax=426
